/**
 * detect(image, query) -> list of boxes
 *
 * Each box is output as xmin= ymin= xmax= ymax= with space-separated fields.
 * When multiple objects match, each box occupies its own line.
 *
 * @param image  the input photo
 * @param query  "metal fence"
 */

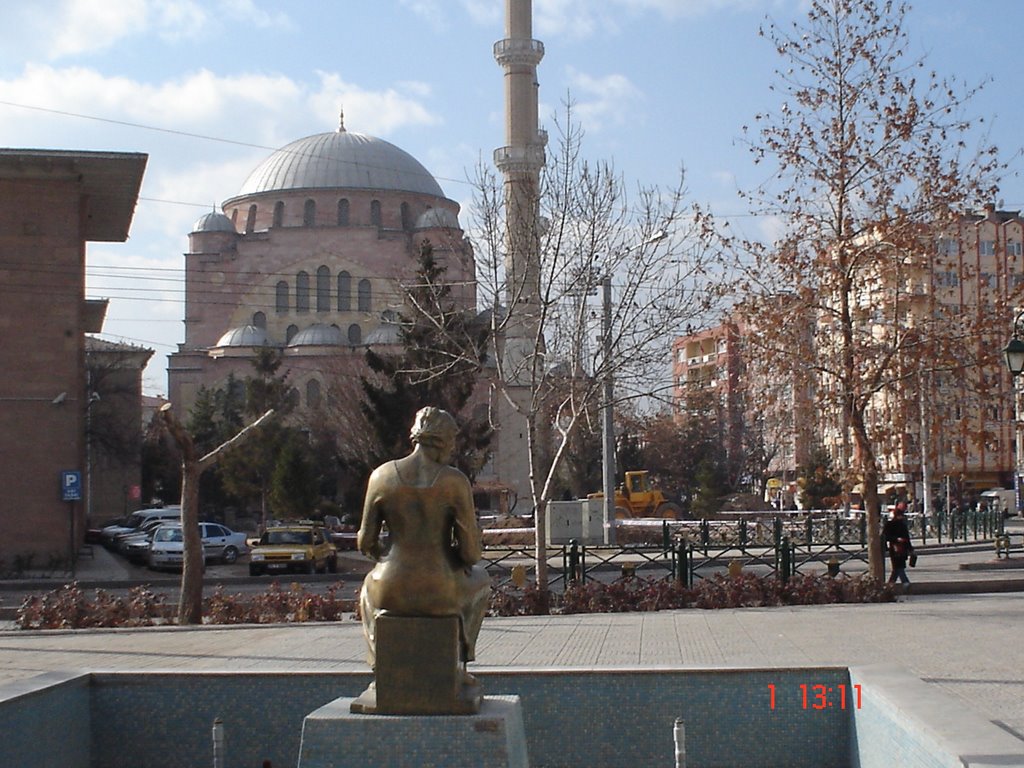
xmin=481 ymin=509 xmax=1005 ymax=588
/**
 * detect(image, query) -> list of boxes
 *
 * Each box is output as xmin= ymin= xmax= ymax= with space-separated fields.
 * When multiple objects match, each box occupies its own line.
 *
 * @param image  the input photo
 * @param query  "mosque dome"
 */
xmin=214 ymin=325 xmax=271 ymax=348
xmin=288 ymin=323 xmax=345 ymax=347
xmin=234 ymin=125 xmax=446 ymax=199
xmin=414 ymin=207 xmax=460 ymax=230
xmin=191 ymin=211 xmax=236 ymax=234
xmin=363 ymin=322 xmax=401 ymax=347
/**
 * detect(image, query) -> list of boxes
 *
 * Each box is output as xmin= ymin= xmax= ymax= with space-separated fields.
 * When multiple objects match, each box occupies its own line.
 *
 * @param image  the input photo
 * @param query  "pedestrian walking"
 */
xmin=883 ymin=502 xmax=914 ymax=586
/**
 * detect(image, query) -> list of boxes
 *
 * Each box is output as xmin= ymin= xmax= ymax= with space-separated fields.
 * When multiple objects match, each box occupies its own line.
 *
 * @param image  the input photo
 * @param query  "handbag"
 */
xmin=909 ymin=553 xmax=917 ymax=568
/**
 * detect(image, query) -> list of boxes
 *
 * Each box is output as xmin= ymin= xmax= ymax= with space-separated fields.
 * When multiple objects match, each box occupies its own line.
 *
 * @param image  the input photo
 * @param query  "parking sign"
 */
xmin=61 ymin=470 xmax=82 ymax=502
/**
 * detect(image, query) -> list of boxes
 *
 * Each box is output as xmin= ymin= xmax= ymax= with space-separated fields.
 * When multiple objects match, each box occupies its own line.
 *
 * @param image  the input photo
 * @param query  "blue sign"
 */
xmin=61 ymin=470 xmax=82 ymax=502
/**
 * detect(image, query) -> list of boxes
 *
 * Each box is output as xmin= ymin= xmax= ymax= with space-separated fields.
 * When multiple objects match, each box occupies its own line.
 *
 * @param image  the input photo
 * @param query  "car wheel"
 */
xmin=249 ymin=564 xmax=262 ymax=577
xmin=221 ymin=546 xmax=238 ymax=565
xmin=327 ymin=555 xmax=338 ymax=574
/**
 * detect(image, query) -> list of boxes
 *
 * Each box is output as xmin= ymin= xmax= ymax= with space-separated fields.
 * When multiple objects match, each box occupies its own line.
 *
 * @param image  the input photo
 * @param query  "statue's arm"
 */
xmin=451 ymin=474 xmax=482 ymax=566
xmin=357 ymin=476 xmax=384 ymax=560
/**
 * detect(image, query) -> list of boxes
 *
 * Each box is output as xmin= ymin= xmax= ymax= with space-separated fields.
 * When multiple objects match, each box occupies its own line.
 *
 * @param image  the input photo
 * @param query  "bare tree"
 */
xmin=717 ymin=0 xmax=1004 ymax=580
xmin=159 ymin=404 xmax=273 ymax=625
xmin=468 ymin=103 xmax=731 ymax=587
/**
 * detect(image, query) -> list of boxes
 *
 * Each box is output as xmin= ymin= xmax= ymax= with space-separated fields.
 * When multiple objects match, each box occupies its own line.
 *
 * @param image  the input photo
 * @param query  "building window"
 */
xmin=979 ymin=272 xmax=995 ymax=289
xmin=1008 ymin=240 xmax=1022 ymax=256
xmin=370 ymin=200 xmax=382 ymax=228
xmin=275 ymin=281 xmax=289 ymax=314
xmin=348 ymin=323 xmax=362 ymax=345
xmin=306 ymin=379 xmax=322 ymax=408
xmin=286 ymin=324 xmax=298 ymax=343
xmin=273 ymin=201 xmax=284 ymax=228
xmin=245 ymin=204 xmax=257 ymax=233
xmin=316 ymin=266 xmax=330 ymax=312
xmin=252 ymin=311 xmax=266 ymax=329
xmin=358 ymin=279 xmax=372 ymax=312
xmin=337 ymin=198 xmax=349 ymax=226
xmin=304 ymin=199 xmax=316 ymax=227
xmin=337 ymin=271 xmax=351 ymax=311
xmin=401 ymin=202 xmax=412 ymax=230
xmin=935 ymin=271 xmax=959 ymax=288
xmin=296 ymin=271 xmax=310 ymax=313
xmin=980 ymin=240 xmax=996 ymax=256
xmin=937 ymin=237 xmax=959 ymax=256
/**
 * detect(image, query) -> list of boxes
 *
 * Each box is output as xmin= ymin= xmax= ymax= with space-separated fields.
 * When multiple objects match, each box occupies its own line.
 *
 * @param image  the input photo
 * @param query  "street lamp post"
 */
xmin=1002 ymin=310 xmax=1024 ymax=514
xmin=599 ymin=230 xmax=668 ymax=541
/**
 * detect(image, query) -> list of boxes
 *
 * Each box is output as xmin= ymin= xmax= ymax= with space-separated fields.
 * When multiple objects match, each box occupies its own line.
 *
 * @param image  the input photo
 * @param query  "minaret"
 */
xmin=494 ymin=0 xmax=546 ymax=377
xmin=492 ymin=0 xmax=546 ymax=508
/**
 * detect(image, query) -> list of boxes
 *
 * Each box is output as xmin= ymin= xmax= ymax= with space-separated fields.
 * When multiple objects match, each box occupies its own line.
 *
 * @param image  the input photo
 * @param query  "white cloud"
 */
xmin=48 ymin=0 xmax=152 ymax=59
xmin=564 ymin=67 xmax=644 ymax=132
xmin=310 ymin=72 xmax=441 ymax=136
xmin=532 ymin=0 xmax=765 ymax=39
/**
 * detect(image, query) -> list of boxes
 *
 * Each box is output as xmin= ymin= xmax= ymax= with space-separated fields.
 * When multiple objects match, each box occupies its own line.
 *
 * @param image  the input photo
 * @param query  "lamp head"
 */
xmin=1004 ymin=336 xmax=1024 ymax=377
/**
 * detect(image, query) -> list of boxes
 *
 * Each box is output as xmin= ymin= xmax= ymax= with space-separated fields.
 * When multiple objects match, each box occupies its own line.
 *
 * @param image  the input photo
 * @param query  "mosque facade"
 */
xmin=167 ymin=117 xmax=476 ymax=417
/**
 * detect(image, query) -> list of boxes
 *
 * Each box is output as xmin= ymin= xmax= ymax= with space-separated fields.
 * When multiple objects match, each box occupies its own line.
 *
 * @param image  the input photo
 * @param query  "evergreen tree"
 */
xmin=269 ymin=434 xmax=319 ymax=519
xmin=361 ymin=240 xmax=492 ymax=480
xmin=798 ymin=446 xmax=844 ymax=511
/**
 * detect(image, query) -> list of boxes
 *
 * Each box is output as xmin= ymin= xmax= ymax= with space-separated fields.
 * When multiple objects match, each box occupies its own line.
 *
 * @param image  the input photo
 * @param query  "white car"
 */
xmin=148 ymin=522 xmax=249 ymax=570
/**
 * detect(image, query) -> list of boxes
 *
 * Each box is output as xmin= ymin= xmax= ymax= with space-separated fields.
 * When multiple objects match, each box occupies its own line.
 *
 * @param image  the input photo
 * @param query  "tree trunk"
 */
xmin=851 ymin=411 xmax=884 ymax=582
xmin=178 ymin=461 xmax=204 ymax=624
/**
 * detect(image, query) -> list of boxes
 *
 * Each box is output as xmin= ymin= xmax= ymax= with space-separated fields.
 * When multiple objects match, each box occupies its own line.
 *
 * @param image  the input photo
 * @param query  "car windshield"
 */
xmin=153 ymin=527 xmax=183 ymax=543
xmin=263 ymin=530 xmax=312 ymax=545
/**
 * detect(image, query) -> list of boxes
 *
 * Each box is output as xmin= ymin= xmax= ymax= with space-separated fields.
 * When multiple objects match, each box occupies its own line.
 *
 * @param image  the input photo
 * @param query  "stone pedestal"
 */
xmin=351 ymin=613 xmax=481 ymax=715
xmin=297 ymin=695 xmax=530 ymax=768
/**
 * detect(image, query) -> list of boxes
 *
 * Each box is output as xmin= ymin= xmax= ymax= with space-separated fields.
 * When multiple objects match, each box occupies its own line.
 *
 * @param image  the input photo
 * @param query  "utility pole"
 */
xmin=601 ymin=274 xmax=616 ymax=541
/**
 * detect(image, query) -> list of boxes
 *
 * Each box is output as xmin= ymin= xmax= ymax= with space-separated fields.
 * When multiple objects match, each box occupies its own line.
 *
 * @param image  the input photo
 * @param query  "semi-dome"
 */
xmin=414 ymin=207 xmax=460 ymax=230
xmin=234 ymin=127 xmax=446 ymax=198
xmin=192 ymin=211 xmax=236 ymax=233
xmin=214 ymin=325 xmax=271 ymax=348
xmin=288 ymin=323 xmax=344 ymax=347
xmin=363 ymin=322 xmax=401 ymax=347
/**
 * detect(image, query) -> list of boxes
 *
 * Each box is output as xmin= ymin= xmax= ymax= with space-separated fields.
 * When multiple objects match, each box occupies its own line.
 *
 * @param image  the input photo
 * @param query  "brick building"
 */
xmin=0 ymin=149 xmax=146 ymax=567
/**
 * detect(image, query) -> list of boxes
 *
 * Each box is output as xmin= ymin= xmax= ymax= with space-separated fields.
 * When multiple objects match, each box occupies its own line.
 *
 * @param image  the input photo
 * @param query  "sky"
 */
xmin=1 ymin=0 xmax=1022 ymax=396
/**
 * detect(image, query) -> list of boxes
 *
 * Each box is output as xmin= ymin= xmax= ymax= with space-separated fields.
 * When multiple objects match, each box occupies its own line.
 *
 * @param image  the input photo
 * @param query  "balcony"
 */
xmin=493 ymin=38 xmax=545 ymax=67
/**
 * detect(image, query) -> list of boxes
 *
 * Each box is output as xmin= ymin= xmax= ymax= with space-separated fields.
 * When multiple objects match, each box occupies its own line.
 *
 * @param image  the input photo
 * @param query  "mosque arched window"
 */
xmin=286 ymin=324 xmax=298 ymax=344
xmin=296 ymin=271 xmax=310 ymax=313
xmin=401 ymin=202 xmax=412 ymax=231
xmin=275 ymin=281 xmax=289 ymax=314
xmin=357 ymin=279 xmax=372 ymax=312
xmin=348 ymin=323 xmax=362 ymax=345
xmin=252 ymin=311 xmax=266 ymax=330
xmin=304 ymin=199 xmax=317 ymax=227
xmin=230 ymin=208 xmax=239 ymax=227
xmin=306 ymin=379 xmax=322 ymax=408
xmin=245 ymin=204 xmax=257 ymax=233
xmin=337 ymin=199 xmax=350 ymax=226
xmin=273 ymin=201 xmax=285 ymax=228
xmin=316 ymin=266 xmax=330 ymax=312
xmin=337 ymin=271 xmax=352 ymax=311
xmin=370 ymin=200 xmax=382 ymax=228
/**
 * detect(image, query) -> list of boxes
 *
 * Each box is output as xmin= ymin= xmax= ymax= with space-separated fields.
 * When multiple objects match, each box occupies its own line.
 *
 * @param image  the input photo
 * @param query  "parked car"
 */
xmin=322 ymin=514 xmax=358 ymax=550
xmin=113 ymin=517 xmax=170 ymax=556
xmin=248 ymin=524 xmax=337 ymax=576
xmin=100 ymin=507 xmax=181 ymax=548
xmin=147 ymin=522 xmax=249 ymax=570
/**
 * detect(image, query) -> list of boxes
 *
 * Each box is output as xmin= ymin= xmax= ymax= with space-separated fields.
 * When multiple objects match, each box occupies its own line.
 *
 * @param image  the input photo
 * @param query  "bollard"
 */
xmin=779 ymin=536 xmax=793 ymax=583
xmin=662 ymin=520 xmax=670 ymax=552
xmin=212 ymin=717 xmax=225 ymax=768
xmin=826 ymin=557 xmax=840 ymax=577
xmin=674 ymin=718 xmax=686 ymax=768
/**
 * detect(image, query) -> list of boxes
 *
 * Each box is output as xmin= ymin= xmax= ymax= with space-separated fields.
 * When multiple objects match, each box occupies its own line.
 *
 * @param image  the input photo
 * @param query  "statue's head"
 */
xmin=410 ymin=407 xmax=458 ymax=450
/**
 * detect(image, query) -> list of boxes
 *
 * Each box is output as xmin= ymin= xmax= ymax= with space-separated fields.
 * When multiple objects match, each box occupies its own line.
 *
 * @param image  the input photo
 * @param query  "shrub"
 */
xmin=488 ymin=572 xmax=895 ymax=616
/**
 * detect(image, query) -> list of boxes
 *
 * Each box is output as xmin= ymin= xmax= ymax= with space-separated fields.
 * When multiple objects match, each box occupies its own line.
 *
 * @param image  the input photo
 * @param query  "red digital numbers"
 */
xmin=768 ymin=683 xmax=862 ymax=710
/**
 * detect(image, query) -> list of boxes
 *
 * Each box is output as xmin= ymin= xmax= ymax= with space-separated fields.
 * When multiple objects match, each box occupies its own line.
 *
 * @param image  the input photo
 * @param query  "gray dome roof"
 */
xmin=414 ymin=207 xmax=460 ymax=230
xmin=215 ymin=325 xmax=271 ymax=348
xmin=288 ymin=323 xmax=344 ymax=347
xmin=235 ymin=129 xmax=445 ymax=198
xmin=364 ymin=322 xmax=401 ymax=346
xmin=192 ymin=211 xmax=236 ymax=233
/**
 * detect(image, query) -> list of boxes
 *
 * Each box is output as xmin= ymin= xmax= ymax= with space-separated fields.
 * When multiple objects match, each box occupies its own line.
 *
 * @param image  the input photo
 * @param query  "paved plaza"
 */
xmin=1 ymin=526 xmax=1024 ymax=755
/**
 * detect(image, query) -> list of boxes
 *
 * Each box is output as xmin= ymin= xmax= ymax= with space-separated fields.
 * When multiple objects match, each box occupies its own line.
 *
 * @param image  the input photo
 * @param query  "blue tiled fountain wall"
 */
xmin=0 ymin=666 xmax=995 ymax=768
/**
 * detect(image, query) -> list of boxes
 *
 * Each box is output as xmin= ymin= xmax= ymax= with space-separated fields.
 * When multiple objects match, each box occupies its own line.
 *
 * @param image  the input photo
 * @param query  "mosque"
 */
xmin=166 ymin=113 xmax=476 ymax=415
xmin=167 ymin=0 xmax=542 ymax=510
